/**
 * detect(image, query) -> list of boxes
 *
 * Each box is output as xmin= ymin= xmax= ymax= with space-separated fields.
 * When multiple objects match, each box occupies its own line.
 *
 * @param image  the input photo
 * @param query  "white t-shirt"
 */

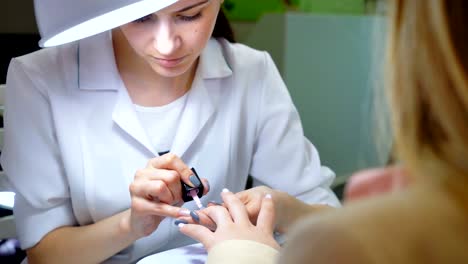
xmin=134 ymin=93 xmax=188 ymax=155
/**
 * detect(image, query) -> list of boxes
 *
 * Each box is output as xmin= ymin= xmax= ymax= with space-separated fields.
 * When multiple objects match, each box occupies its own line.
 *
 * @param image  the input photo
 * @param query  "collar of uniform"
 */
xmin=198 ymin=38 xmax=233 ymax=79
xmin=78 ymin=31 xmax=121 ymax=91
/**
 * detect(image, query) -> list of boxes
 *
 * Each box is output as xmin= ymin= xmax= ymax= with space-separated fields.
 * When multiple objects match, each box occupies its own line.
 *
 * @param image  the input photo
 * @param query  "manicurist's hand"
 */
xmin=123 ymin=153 xmax=210 ymax=238
xmin=178 ymin=189 xmax=280 ymax=251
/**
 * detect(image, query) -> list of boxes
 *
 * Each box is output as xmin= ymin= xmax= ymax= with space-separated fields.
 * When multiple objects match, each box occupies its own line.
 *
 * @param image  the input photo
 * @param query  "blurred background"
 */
xmin=0 ymin=0 xmax=390 ymax=262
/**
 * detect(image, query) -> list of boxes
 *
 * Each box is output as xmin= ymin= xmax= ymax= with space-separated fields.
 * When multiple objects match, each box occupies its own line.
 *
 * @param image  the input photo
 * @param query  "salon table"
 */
xmin=137 ymin=243 xmax=207 ymax=264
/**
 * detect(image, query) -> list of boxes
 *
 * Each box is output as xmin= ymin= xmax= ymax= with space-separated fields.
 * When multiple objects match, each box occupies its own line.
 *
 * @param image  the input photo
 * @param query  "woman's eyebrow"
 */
xmin=176 ymin=0 xmax=209 ymax=12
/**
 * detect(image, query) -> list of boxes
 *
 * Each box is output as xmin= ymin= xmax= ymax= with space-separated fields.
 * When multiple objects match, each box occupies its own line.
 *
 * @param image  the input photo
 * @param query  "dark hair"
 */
xmin=212 ymin=8 xmax=235 ymax=43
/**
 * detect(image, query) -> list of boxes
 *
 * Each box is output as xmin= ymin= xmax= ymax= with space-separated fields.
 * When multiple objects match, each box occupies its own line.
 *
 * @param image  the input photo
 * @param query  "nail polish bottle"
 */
xmin=181 ymin=168 xmax=204 ymax=202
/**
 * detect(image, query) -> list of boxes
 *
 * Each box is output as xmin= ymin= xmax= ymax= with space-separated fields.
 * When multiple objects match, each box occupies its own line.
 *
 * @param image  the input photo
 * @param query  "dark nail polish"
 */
xmin=174 ymin=220 xmax=189 ymax=226
xmin=190 ymin=211 xmax=200 ymax=223
xmin=189 ymin=175 xmax=201 ymax=187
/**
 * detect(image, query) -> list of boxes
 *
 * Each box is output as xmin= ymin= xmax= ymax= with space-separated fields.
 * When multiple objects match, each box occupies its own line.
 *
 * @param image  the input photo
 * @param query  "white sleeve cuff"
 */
xmin=14 ymin=193 xmax=77 ymax=250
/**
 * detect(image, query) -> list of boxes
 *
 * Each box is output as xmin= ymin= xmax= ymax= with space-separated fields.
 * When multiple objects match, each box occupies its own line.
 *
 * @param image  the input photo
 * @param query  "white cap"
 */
xmin=34 ymin=0 xmax=178 ymax=47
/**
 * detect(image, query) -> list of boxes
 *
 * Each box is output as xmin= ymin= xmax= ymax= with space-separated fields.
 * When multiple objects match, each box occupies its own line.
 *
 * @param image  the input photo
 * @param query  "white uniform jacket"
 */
xmin=2 ymin=32 xmax=340 ymax=263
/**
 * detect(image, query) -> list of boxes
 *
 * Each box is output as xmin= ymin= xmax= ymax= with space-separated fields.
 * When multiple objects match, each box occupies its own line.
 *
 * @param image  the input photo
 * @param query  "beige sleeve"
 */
xmin=278 ymin=212 xmax=374 ymax=264
xmin=207 ymin=240 xmax=279 ymax=264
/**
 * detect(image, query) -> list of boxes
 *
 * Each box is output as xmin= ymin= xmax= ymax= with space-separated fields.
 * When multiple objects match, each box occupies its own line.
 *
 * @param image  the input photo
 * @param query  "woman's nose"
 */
xmin=152 ymin=21 xmax=181 ymax=55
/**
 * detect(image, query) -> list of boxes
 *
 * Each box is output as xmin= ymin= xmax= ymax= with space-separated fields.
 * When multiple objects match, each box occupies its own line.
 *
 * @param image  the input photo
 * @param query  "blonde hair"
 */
xmin=387 ymin=0 xmax=468 ymax=182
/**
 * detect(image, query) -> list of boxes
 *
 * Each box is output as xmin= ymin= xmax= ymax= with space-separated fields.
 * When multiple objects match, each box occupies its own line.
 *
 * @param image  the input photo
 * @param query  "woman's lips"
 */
xmin=153 ymin=56 xmax=186 ymax=68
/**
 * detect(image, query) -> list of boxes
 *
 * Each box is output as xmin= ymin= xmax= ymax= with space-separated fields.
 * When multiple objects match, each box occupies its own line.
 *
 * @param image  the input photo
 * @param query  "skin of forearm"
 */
xmin=275 ymin=191 xmax=333 ymax=233
xmin=27 ymin=209 xmax=141 ymax=264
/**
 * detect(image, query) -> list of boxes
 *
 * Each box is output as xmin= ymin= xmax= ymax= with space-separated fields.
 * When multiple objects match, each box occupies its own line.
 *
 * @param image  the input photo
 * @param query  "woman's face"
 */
xmin=119 ymin=0 xmax=221 ymax=78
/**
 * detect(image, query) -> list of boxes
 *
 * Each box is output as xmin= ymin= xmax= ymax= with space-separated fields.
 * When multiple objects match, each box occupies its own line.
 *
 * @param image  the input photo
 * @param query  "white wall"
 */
xmin=243 ymin=13 xmax=390 ymax=181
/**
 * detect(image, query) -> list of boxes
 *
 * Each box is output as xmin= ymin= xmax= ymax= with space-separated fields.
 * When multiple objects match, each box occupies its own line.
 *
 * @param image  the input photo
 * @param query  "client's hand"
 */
xmin=177 ymin=189 xmax=280 ymax=251
xmin=175 ymin=186 xmax=277 ymax=231
xmin=235 ymin=186 xmax=275 ymax=225
xmin=176 ymin=185 xmax=326 ymax=234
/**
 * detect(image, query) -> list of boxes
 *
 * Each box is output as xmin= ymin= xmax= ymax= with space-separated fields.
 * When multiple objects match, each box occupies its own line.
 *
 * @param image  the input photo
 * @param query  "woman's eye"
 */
xmin=133 ymin=14 xmax=153 ymax=23
xmin=178 ymin=12 xmax=202 ymax=22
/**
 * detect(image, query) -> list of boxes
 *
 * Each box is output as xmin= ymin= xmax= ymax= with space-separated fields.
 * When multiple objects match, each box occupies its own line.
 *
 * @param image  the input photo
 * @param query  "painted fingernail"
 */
xmin=190 ymin=211 xmax=200 ymax=223
xmin=222 ymin=188 xmax=230 ymax=193
xmin=178 ymin=223 xmax=185 ymax=228
xmin=189 ymin=175 xmax=201 ymax=187
xmin=178 ymin=209 xmax=191 ymax=216
xmin=174 ymin=220 xmax=189 ymax=226
xmin=265 ymin=194 xmax=272 ymax=199
xmin=208 ymin=200 xmax=223 ymax=206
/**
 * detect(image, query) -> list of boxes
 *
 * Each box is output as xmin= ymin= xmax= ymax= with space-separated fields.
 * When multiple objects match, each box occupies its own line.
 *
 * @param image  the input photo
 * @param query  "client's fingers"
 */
xmin=221 ymin=189 xmax=250 ymax=225
xmin=177 ymin=209 xmax=217 ymax=231
xmin=256 ymin=194 xmax=275 ymax=233
xmin=178 ymin=223 xmax=214 ymax=249
xmin=201 ymin=205 xmax=232 ymax=228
